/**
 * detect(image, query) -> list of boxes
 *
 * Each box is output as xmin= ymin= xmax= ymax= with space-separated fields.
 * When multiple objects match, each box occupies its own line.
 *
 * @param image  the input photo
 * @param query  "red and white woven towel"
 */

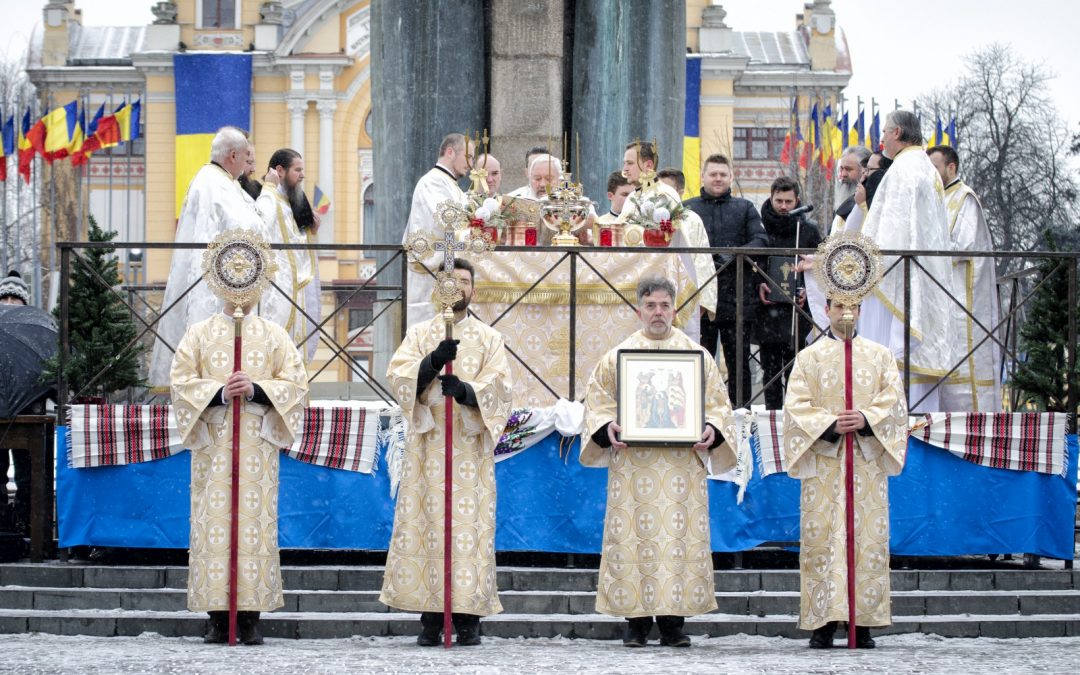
xmin=754 ymin=411 xmax=1067 ymax=478
xmin=66 ymin=401 xmax=397 ymax=474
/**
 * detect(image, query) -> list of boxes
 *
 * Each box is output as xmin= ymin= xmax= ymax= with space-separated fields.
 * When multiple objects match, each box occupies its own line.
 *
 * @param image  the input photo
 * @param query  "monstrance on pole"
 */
xmin=403 ymin=191 xmax=495 ymax=649
xmin=813 ymin=232 xmax=882 ymax=650
xmin=200 ymin=228 xmax=276 ymax=647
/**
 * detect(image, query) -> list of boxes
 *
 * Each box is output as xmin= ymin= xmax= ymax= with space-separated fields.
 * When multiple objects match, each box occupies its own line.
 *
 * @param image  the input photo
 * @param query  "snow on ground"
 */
xmin=2 ymin=632 xmax=1080 ymax=675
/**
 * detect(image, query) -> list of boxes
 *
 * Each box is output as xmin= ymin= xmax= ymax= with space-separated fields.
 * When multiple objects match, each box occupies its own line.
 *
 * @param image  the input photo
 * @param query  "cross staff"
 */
xmin=402 ymin=197 xmax=494 ymax=648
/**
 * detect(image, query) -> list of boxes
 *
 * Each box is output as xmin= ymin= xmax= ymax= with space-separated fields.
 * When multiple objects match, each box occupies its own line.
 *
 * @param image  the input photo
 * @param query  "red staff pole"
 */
xmin=228 ymin=307 xmax=243 ymax=646
xmin=844 ymin=334 xmax=856 ymax=649
xmin=442 ymin=312 xmax=455 ymax=649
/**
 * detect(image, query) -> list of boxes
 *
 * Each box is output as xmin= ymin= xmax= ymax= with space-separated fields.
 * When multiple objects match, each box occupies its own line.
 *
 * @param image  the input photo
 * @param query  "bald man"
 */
xmin=473 ymin=154 xmax=503 ymax=196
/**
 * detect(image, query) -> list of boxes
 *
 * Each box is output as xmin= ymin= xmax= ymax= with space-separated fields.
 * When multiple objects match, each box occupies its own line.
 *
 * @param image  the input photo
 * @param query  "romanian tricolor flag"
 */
xmin=174 ymin=54 xmax=252 ymax=217
xmin=313 ymin=185 xmax=331 ymax=215
xmin=780 ymin=98 xmax=797 ymax=165
xmin=869 ymin=110 xmax=881 ymax=150
xmin=72 ymin=103 xmax=105 ymax=165
xmin=0 ymin=115 xmax=14 ymax=182
xmin=41 ymin=99 xmax=79 ymax=162
xmin=851 ymin=108 xmax=864 ymax=148
xmin=682 ymin=57 xmax=701 ymax=199
xmin=947 ymin=117 xmax=958 ymax=148
xmin=17 ymin=109 xmax=34 ymax=183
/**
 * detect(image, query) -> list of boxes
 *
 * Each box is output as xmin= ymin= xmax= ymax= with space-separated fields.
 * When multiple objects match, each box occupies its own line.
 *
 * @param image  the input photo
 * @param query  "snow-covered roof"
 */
xmin=732 ymin=31 xmax=808 ymax=66
xmin=67 ymin=24 xmax=145 ymax=65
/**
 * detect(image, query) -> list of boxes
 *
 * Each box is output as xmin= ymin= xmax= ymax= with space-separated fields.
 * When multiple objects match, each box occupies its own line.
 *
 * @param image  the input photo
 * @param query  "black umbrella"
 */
xmin=0 ymin=304 xmax=58 ymax=419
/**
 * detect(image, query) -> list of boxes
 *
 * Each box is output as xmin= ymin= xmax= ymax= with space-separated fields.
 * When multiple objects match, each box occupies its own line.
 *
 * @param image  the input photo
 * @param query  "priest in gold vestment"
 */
xmin=582 ymin=275 xmax=735 ymax=648
xmin=381 ymin=258 xmax=514 ymax=646
xmin=783 ymin=298 xmax=908 ymax=649
xmin=171 ymin=302 xmax=309 ymax=645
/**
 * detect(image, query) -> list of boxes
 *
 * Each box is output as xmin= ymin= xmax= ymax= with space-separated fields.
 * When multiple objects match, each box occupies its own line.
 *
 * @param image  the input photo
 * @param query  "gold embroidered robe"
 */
xmin=783 ymin=335 xmax=908 ymax=630
xmin=171 ymin=313 xmax=309 ymax=612
xmin=380 ymin=315 xmax=514 ymax=616
xmin=582 ymin=328 xmax=735 ymax=618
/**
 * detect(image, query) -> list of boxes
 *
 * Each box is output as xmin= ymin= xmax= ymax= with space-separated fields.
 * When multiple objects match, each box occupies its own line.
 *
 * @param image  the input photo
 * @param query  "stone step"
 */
xmin=4 ymin=586 xmax=1080 ymax=617
xmin=1 ymin=564 xmax=1074 ymax=593
xmin=0 ymin=608 xmax=1077 ymax=640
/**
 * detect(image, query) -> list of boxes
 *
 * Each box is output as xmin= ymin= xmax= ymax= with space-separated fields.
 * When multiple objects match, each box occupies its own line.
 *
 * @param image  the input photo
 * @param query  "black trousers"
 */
xmin=0 ymin=449 xmax=30 ymax=531
xmin=715 ymin=319 xmax=753 ymax=407
xmin=759 ymin=342 xmax=797 ymax=410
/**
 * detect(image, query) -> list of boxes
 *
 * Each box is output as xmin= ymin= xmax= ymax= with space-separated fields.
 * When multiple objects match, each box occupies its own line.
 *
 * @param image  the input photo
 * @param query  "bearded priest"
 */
xmin=582 ymin=275 xmax=735 ymax=648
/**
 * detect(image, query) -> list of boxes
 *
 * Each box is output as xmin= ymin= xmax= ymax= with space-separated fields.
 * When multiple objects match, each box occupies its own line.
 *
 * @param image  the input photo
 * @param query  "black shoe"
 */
xmin=808 ymin=621 xmax=837 ymax=649
xmin=417 ymin=612 xmax=443 ymax=647
xmin=622 ymin=617 xmax=653 ymax=648
xmin=657 ymin=615 xmax=691 ymax=647
xmin=238 ymin=611 xmax=264 ymax=645
xmin=453 ymin=613 xmax=482 ymax=647
xmin=203 ymin=611 xmax=227 ymax=644
xmin=855 ymin=626 xmax=875 ymax=649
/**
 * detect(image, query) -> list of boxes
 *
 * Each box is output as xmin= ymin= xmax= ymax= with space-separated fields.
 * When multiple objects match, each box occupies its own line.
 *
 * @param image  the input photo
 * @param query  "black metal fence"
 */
xmin=54 ymin=242 xmax=1079 ymax=435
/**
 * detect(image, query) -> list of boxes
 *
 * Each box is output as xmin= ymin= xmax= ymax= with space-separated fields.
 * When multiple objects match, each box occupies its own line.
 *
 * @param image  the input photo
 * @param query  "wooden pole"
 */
xmin=442 ymin=306 xmax=455 ymax=648
xmin=844 ymin=333 xmax=856 ymax=649
xmin=228 ymin=306 xmax=244 ymax=646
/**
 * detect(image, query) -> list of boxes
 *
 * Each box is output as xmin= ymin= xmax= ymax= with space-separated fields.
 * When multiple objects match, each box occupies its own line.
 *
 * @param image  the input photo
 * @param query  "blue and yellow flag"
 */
xmin=173 ymin=54 xmax=252 ymax=217
xmin=682 ymin=57 xmax=701 ymax=200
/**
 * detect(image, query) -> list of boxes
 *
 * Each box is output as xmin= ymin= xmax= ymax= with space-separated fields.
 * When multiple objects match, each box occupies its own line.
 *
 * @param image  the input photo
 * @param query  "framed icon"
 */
xmin=616 ymin=349 xmax=705 ymax=446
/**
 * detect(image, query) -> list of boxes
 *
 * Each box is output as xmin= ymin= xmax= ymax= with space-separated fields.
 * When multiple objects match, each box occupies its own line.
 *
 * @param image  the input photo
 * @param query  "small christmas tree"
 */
xmin=45 ymin=215 xmax=145 ymax=401
xmin=1011 ymin=233 xmax=1079 ymax=411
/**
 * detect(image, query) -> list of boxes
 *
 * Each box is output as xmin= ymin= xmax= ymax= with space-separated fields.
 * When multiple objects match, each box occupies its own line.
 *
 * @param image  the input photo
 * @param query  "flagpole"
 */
xmin=15 ymin=92 xmax=21 ymax=272
xmin=2 ymin=92 xmax=8 ymax=274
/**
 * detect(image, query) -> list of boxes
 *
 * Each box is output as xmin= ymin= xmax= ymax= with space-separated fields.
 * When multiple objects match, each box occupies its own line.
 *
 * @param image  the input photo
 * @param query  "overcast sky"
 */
xmin=1 ymin=0 xmax=1076 ymax=126
xmin=725 ymin=0 xmax=1079 ymax=126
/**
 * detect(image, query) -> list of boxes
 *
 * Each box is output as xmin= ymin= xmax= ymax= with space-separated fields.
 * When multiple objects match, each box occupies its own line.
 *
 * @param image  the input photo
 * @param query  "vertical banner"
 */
xmin=682 ymin=57 xmax=701 ymax=200
xmin=173 ymin=54 xmax=252 ymax=218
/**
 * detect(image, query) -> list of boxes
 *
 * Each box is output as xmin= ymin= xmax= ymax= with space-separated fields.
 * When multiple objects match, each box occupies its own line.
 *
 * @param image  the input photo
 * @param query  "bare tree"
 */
xmin=918 ymin=44 xmax=1079 ymax=272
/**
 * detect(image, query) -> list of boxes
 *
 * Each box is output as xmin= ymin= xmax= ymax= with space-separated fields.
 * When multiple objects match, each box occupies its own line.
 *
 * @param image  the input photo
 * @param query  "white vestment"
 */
xmin=149 ymin=164 xmax=266 ymax=388
xmin=403 ymin=166 xmax=465 ymax=327
xmin=255 ymin=185 xmax=321 ymax=361
xmin=858 ymin=146 xmax=955 ymax=412
xmin=618 ymin=181 xmax=718 ymax=342
xmin=940 ymin=179 xmax=1001 ymax=412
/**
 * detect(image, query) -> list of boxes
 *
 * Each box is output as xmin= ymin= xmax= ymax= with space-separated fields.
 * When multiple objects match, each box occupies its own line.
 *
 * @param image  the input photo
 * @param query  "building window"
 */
xmin=199 ymin=0 xmax=238 ymax=29
xmin=732 ymin=127 xmax=788 ymax=161
xmin=349 ymin=308 xmax=374 ymax=331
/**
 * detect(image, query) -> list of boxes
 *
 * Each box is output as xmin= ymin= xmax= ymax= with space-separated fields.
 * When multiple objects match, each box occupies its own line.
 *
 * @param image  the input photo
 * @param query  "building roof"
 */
xmin=66 ymin=25 xmax=145 ymax=66
xmin=732 ymin=31 xmax=809 ymax=67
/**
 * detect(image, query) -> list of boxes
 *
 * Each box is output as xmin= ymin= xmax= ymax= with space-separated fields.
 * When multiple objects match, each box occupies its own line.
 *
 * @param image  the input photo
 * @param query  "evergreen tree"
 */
xmin=1011 ymin=235 xmax=1080 ymax=411
xmin=45 ymin=215 xmax=144 ymax=401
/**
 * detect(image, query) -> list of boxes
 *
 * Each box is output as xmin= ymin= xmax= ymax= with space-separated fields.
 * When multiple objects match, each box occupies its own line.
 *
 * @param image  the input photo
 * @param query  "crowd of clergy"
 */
xmin=155 ymin=106 xmax=998 ymax=648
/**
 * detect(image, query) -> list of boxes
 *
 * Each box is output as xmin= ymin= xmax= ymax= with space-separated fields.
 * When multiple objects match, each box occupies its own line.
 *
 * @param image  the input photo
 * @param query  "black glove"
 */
xmin=438 ymin=374 xmax=476 ymax=406
xmin=429 ymin=338 xmax=459 ymax=371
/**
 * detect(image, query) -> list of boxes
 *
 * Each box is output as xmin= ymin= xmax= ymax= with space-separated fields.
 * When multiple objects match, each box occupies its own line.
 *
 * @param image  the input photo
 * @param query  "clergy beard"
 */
xmin=834 ymin=180 xmax=856 ymax=205
xmin=238 ymin=174 xmax=262 ymax=201
xmin=452 ymin=295 xmax=471 ymax=313
xmin=285 ymin=182 xmax=316 ymax=231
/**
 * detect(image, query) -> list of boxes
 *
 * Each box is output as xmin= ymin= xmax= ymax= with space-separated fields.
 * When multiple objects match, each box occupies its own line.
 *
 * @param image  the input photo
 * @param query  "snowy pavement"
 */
xmin=2 ymin=632 xmax=1080 ymax=674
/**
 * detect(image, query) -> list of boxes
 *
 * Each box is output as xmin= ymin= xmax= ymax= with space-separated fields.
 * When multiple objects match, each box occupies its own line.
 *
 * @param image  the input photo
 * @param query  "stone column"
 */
xmin=288 ymin=99 xmax=306 ymax=158
xmin=572 ymin=0 xmax=686 ymax=213
xmin=488 ymin=0 xmax=566 ymax=193
xmin=370 ymin=0 xmax=486 ymax=374
xmin=316 ymin=99 xmax=336 ymax=245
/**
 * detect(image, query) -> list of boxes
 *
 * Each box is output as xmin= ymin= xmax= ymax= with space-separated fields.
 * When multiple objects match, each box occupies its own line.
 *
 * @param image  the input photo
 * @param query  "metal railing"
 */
xmin=53 ymin=241 xmax=1079 ymax=434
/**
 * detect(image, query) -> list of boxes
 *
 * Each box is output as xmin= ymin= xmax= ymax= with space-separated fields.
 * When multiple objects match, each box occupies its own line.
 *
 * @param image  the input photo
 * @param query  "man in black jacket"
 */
xmin=684 ymin=154 xmax=768 ymax=406
xmin=756 ymin=177 xmax=823 ymax=410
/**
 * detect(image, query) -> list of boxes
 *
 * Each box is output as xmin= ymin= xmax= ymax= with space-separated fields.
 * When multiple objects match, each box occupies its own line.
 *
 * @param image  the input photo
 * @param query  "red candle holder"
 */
xmin=525 ymin=227 xmax=538 ymax=246
xmin=600 ymin=228 xmax=613 ymax=247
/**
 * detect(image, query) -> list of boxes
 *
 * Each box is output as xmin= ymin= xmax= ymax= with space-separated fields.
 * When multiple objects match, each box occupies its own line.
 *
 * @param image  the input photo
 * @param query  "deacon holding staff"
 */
xmin=783 ymin=235 xmax=908 ymax=649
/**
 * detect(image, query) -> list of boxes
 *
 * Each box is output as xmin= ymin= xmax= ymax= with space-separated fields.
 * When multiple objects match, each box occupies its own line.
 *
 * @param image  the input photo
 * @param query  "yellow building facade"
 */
xmin=28 ymin=0 xmax=376 ymax=384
